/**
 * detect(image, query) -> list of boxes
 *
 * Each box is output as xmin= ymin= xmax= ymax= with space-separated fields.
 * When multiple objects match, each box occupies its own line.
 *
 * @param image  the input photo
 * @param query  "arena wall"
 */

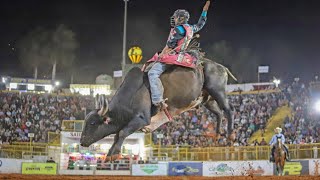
xmin=1 ymin=158 xmax=319 ymax=176
xmin=0 ymin=158 xmax=32 ymax=173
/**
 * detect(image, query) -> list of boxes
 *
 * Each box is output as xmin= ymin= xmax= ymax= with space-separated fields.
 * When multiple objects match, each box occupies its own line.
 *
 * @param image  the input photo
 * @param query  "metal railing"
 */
xmin=148 ymin=143 xmax=320 ymax=161
xmin=61 ymin=120 xmax=84 ymax=132
xmin=0 ymin=143 xmax=48 ymax=159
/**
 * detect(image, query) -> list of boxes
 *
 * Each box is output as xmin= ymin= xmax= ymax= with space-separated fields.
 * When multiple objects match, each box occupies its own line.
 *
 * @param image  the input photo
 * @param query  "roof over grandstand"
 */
xmin=0 ymin=0 xmax=320 ymax=84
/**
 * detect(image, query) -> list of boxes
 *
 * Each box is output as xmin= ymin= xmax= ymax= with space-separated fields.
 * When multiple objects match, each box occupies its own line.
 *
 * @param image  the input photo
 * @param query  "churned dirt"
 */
xmin=0 ymin=175 xmax=319 ymax=180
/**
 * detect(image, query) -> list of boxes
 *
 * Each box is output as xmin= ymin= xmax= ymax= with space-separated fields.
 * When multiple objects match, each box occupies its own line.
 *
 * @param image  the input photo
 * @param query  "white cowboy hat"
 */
xmin=275 ymin=127 xmax=282 ymax=133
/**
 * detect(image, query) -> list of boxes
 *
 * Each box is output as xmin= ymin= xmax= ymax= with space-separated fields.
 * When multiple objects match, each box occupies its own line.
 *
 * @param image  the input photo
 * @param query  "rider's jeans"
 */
xmin=148 ymin=62 xmax=167 ymax=105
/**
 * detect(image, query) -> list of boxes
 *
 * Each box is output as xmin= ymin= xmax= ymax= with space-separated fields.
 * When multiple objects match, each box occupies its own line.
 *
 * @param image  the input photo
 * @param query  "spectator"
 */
xmin=0 ymin=92 xmax=94 ymax=143
xmin=260 ymin=138 xmax=267 ymax=145
xmin=138 ymin=157 xmax=145 ymax=164
xmin=154 ymin=92 xmax=286 ymax=147
xmin=46 ymin=157 xmax=55 ymax=163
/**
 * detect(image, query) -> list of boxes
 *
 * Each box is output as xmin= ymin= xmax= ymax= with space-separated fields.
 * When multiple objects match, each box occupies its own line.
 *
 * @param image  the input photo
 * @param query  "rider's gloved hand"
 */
xmin=203 ymin=1 xmax=211 ymax=11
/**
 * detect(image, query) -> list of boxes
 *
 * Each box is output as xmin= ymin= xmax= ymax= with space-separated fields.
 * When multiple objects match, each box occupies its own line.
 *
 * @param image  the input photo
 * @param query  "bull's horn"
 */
xmin=95 ymin=94 xmax=100 ymax=109
xmin=102 ymin=98 xmax=109 ymax=116
xmin=98 ymin=95 xmax=109 ymax=116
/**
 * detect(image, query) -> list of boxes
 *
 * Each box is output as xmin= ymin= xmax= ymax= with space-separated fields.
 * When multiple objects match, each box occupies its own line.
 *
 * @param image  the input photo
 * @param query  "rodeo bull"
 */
xmin=80 ymin=58 xmax=237 ymax=160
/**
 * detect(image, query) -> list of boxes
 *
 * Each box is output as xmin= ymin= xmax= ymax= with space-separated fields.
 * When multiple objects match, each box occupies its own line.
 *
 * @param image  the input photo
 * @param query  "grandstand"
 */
xmin=0 ymin=79 xmax=320 ymax=177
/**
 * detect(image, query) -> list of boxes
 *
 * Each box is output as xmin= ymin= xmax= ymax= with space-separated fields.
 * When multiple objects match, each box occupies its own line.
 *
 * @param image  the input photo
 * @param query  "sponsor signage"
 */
xmin=10 ymin=78 xmax=52 ymax=84
xmin=309 ymin=159 xmax=320 ymax=175
xmin=203 ymin=161 xmax=273 ymax=176
xmin=168 ymin=162 xmax=202 ymax=176
xmin=0 ymin=158 xmax=32 ymax=173
xmin=22 ymin=163 xmax=57 ymax=175
xmin=132 ymin=164 xmax=167 ymax=176
xmin=258 ymin=66 xmax=269 ymax=73
xmin=113 ymin=70 xmax=123 ymax=77
xmin=273 ymin=160 xmax=309 ymax=175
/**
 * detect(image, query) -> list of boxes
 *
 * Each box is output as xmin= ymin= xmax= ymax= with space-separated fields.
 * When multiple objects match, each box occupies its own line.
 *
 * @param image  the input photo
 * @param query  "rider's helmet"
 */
xmin=274 ymin=127 xmax=282 ymax=134
xmin=170 ymin=9 xmax=190 ymax=27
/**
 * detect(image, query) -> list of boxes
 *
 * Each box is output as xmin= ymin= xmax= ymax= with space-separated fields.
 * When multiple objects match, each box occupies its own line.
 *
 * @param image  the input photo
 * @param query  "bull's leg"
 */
xmin=106 ymin=133 xmax=119 ymax=158
xmin=203 ymin=62 xmax=233 ymax=139
xmin=206 ymin=91 xmax=233 ymax=138
xmin=204 ymin=99 xmax=223 ymax=143
xmin=109 ymin=115 xmax=148 ymax=158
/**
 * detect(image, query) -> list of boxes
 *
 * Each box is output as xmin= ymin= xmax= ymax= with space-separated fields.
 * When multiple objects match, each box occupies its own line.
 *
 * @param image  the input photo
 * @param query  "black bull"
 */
xmin=80 ymin=61 xmax=235 ymax=158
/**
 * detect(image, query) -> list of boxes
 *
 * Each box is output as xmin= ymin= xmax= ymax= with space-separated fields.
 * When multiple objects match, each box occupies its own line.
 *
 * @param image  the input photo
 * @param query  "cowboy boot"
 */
xmin=286 ymin=151 xmax=291 ymax=162
xmin=269 ymin=154 xmax=274 ymax=162
xmin=154 ymin=99 xmax=168 ymax=112
xmin=270 ymin=147 xmax=275 ymax=162
xmin=160 ymin=101 xmax=168 ymax=111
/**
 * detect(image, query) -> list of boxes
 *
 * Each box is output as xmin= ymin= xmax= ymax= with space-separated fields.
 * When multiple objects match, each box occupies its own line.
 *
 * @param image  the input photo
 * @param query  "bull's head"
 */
xmin=80 ymin=94 xmax=109 ymax=147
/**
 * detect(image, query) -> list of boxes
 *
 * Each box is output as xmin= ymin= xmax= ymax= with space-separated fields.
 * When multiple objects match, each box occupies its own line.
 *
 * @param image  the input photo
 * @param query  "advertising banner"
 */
xmin=132 ymin=164 xmax=167 ymax=176
xmin=0 ymin=158 xmax=32 ymax=173
xmin=22 ymin=163 xmax=57 ymax=175
xmin=203 ymin=161 xmax=273 ymax=176
xmin=308 ymin=159 xmax=320 ymax=175
xmin=273 ymin=160 xmax=309 ymax=175
xmin=168 ymin=162 xmax=202 ymax=176
xmin=258 ymin=66 xmax=269 ymax=73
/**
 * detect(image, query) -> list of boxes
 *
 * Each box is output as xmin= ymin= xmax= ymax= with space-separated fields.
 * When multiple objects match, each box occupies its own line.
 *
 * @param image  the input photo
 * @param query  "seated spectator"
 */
xmin=154 ymin=92 xmax=285 ymax=147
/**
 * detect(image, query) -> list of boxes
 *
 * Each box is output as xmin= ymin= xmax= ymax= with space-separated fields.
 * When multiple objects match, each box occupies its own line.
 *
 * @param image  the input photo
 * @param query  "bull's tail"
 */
xmin=213 ymin=61 xmax=238 ymax=82
xmin=225 ymin=67 xmax=238 ymax=82
xmin=201 ymin=58 xmax=238 ymax=82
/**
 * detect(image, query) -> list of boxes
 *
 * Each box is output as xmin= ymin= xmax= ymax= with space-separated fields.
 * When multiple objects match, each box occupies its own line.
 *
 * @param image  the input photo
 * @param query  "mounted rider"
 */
xmin=269 ymin=127 xmax=290 ymax=162
xmin=147 ymin=0 xmax=211 ymax=111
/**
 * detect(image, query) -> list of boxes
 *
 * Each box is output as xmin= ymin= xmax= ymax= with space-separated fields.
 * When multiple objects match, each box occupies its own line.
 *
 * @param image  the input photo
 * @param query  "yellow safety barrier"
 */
xmin=227 ymin=89 xmax=280 ymax=95
xmin=61 ymin=120 xmax=84 ymax=132
xmin=0 ymin=142 xmax=48 ymax=159
xmin=149 ymin=143 xmax=320 ymax=161
xmin=47 ymin=132 xmax=61 ymax=146
xmin=249 ymin=106 xmax=292 ymax=143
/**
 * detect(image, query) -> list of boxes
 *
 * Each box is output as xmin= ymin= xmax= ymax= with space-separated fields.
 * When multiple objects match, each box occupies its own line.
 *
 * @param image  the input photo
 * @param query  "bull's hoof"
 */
xmin=110 ymin=154 xmax=121 ymax=161
xmin=140 ymin=127 xmax=151 ymax=133
xmin=105 ymin=156 xmax=111 ymax=162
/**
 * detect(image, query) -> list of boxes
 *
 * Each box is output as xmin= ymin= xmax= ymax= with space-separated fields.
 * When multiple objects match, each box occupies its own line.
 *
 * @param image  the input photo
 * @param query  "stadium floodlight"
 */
xmin=315 ymin=100 xmax=320 ymax=112
xmin=273 ymin=79 xmax=281 ymax=87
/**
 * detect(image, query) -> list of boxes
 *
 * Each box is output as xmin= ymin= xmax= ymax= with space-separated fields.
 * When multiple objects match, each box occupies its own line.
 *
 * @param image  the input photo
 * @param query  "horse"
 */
xmin=273 ymin=137 xmax=286 ymax=176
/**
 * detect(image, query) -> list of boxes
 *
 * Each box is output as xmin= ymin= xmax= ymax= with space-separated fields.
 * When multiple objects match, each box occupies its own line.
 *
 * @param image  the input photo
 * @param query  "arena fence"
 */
xmin=148 ymin=143 xmax=320 ymax=161
xmin=2 ymin=141 xmax=318 ymax=162
xmin=0 ymin=157 xmax=319 ymax=176
xmin=0 ymin=142 xmax=48 ymax=159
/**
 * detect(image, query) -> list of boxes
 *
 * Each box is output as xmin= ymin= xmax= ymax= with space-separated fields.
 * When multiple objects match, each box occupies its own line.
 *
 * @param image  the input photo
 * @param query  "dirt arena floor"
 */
xmin=0 ymin=174 xmax=319 ymax=180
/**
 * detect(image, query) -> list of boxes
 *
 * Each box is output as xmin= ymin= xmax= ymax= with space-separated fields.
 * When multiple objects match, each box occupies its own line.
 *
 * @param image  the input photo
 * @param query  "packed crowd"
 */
xmin=0 ymin=92 xmax=94 ymax=144
xmin=153 ymin=92 xmax=288 ymax=147
xmin=281 ymin=80 xmax=320 ymax=144
xmin=0 ymin=78 xmax=319 ymax=147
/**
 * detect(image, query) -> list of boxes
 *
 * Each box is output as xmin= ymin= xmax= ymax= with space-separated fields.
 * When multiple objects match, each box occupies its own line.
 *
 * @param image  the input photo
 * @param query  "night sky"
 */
xmin=1 ymin=0 xmax=320 ymax=84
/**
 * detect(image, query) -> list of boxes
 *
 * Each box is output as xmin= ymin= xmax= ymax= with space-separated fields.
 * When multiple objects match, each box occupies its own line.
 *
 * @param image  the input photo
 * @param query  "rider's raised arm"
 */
xmin=191 ymin=11 xmax=207 ymax=33
xmin=191 ymin=1 xmax=210 ymax=33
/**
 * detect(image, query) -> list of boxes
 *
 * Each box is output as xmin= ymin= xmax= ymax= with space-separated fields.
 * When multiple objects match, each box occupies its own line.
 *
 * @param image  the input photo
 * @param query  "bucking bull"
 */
xmin=80 ymin=40 xmax=237 ymax=160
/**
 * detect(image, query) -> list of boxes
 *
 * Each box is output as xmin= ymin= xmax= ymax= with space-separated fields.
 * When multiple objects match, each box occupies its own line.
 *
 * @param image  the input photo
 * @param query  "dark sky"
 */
xmin=1 ymin=0 xmax=320 ymax=83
